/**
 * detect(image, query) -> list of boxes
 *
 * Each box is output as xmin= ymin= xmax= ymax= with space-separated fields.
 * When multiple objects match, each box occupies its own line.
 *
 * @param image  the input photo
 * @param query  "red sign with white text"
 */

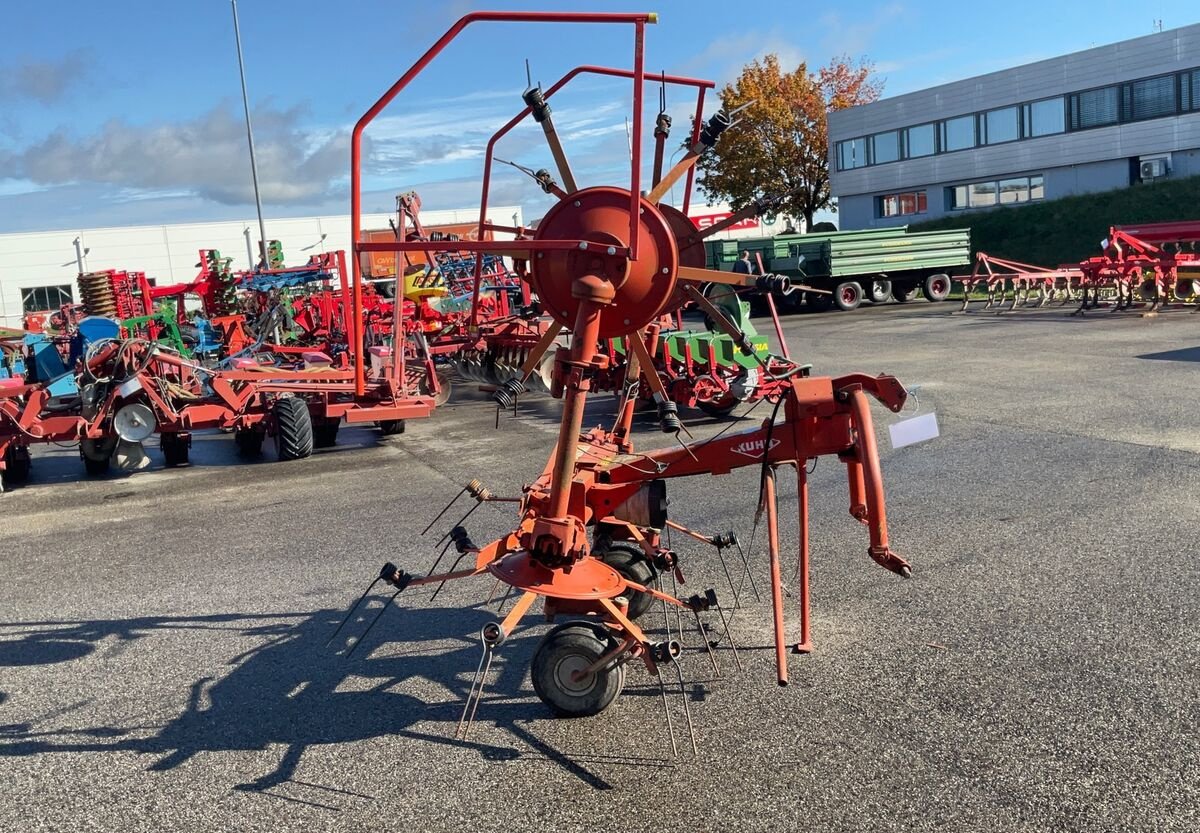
xmin=689 ymin=212 xmax=761 ymax=232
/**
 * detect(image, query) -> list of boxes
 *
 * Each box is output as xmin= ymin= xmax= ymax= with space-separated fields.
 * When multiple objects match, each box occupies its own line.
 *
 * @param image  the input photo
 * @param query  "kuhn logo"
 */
xmin=731 ymin=438 xmax=780 ymax=459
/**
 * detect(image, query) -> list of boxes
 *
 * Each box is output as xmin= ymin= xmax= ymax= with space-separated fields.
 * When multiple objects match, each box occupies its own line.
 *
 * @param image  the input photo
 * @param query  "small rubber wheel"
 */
xmin=3 ymin=446 xmax=31 ymax=485
xmin=531 ymin=622 xmax=626 ymax=717
xmin=161 ymin=433 xmax=190 ymax=467
xmin=834 ymin=281 xmax=863 ymax=311
xmin=273 ymin=397 xmax=314 ymax=461
xmin=923 ymin=273 xmax=952 ymax=302
xmin=696 ymin=394 xmax=738 ymax=419
xmin=599 ymin=543 xmax=658 ymax=620
xmin=378 ymin=420 xmax=405 ymax=436
xmin=313 ymin=421 xmax=339 ymax=449
xmin=235 ymin=430 xmax=264 ymax=457
xmin=869 ymin=280 xmax=892 ymax=303
xmin=83 ymin=454 xmax=110 ymax=477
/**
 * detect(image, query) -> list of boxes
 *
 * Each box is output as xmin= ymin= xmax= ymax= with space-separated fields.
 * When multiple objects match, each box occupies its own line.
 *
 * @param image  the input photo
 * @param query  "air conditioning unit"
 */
xmin=1140 ymin=158 xmax=1168 ymax=181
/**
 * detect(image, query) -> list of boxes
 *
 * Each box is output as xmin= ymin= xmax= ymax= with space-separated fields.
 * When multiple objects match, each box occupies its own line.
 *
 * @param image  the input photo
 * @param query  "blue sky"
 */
xmin=0 ymin=0 xmax=1194 ymax=232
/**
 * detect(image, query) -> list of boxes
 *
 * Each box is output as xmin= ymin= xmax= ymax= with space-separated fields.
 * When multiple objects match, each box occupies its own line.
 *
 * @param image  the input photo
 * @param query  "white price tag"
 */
xmin=889 ymin=411 xmax=940 ymax=449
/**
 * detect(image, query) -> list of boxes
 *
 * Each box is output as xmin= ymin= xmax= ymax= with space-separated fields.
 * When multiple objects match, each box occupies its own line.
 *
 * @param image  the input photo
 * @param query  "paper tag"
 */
xmin=889 ymin=411 xmax=939 ymax=449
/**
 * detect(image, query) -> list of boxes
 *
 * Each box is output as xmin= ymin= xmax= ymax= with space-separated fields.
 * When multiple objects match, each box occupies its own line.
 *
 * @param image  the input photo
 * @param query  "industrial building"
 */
xmin=828 ymin=23 xmax=1200 ymax=229
xmin=0 ymin=207 xmax=521 ymax=328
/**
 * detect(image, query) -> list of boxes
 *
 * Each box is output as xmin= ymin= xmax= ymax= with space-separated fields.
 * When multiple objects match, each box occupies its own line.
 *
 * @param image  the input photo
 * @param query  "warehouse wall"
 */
xmin=0 ymin=207 xmax=521 ymax=327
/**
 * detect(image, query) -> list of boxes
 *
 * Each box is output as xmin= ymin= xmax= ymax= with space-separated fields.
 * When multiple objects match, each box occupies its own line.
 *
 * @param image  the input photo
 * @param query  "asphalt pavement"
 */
xmin=1 ymin=301 xmax=1197 ymax=832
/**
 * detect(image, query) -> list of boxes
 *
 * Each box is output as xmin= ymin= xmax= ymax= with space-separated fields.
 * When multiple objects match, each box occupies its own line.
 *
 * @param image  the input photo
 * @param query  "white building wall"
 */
xmin=0 ymin=206 xmax=521 ymax=326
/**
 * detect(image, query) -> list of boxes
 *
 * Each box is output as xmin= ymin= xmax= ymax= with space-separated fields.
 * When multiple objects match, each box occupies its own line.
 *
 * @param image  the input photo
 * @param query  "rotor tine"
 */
xmin=671 ymin=654 xmax=699 ymax=755
xmin=692 ymin=608 xmax=720 ymax=677
xmin=654 ymin=664 xmax=679 ymax=758
xmin=326 ymin=576 xmax=383 ymax=646
xmin=437 ymin=500 xmax=484 ymax=545
xmin=494 ymin=583 xmax=515 ymax=613
xmin=669 ymin=571 xmax=684 ymax=642
xmin=422 ymin=486 xmax=468 ymax=535
xmin=425 ymin=537 xmax=456 ymax=577
xmin=484 ymin=576 xmax=503 ymax=605
xmin=713 ymin=544 xmax=742 ymax=608
xmin=346 ymin=588 xmax=402 ymax=658
xmin=429 ymin=551 xmax=471 ymax=602
xmin=733 ymin=537 xmax=761 ymax=602
xmin=660 ymin=595 xmax=674 ymax=643
xmin=713 ymin=600 xmax=743 ymax=672
xmin=456 ymin=642 xmax=490 ymax=739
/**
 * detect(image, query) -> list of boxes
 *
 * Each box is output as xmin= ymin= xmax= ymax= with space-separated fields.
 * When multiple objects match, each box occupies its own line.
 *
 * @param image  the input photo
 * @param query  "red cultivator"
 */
xmin=332 ymin=10 xmax=913 ymax=752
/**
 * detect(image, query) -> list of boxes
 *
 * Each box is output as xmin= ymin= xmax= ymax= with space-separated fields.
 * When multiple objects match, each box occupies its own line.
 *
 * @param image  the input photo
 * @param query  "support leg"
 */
xmin=794 ymin=461 xmax=812 ymax=654
xmin=763 ymin=467 xmax=788 ymax=687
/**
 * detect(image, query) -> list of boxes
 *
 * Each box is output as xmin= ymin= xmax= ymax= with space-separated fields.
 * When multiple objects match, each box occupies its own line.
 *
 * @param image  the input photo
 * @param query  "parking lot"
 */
xmin=1 ymin=302 xmax=1197 ymax=833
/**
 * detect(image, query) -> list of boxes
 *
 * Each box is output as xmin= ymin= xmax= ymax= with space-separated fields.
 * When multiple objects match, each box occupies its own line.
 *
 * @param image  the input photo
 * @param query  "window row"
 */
xmin=876 ymin=191 xmax=927 ymax=218
xmin=946 ymin=175 xmax=1045 ymax=210
xmin=21 ymin=285 xmax=74 ymax=314
xmin=836 ymin=66 xmax=1200 ymax=171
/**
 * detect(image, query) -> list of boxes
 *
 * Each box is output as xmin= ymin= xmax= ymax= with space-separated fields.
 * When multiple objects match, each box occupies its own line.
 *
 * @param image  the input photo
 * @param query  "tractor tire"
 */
xmin=833 ymin=281 xmax=864 ymax=311
xmin=696 ymin=395 xmax=738 ymax=419
xmin=313 ymin=421 xmax=339 ymax=449
xmin=273 ymin=397 xmax=314 ymax=461
xmin=3 ymin=446 xmax=31 ymax=485
xmin=598 ymin=543 xmax=658 ymax=620
xmin=235 ymin=430 xmax=265 ymax=457
xmin=869 ymin=280 xmax=893 ymax=304
xmin=161 ymin=433 xmax=190 ymax=467
xmin=378 ymin=420 xmax=405 ymax=436
xmin=531 ymin=622 xmax=626 ymax=717
xmin=922 ymin=273 xmax=952 ymax=302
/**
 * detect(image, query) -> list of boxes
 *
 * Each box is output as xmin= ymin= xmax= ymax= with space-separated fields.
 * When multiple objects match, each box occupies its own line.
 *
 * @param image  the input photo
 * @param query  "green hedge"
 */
xmin=909 ymin=175 xmax=1200 ymax=267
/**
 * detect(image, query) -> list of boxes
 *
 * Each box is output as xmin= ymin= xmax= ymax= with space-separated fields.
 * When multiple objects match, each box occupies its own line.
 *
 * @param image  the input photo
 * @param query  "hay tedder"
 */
xmin=332 ymin=10 xmax=913 ymax=751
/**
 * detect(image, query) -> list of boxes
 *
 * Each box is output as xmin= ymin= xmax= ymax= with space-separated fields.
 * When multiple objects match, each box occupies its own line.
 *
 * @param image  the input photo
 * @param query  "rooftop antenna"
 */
xmin=231 ymin=0 xmax=268 ymax=269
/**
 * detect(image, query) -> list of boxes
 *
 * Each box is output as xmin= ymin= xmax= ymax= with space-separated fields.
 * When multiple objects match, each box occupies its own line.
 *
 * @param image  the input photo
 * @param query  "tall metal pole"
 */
xmin=231 ymin=0 xmax=268 ymax=268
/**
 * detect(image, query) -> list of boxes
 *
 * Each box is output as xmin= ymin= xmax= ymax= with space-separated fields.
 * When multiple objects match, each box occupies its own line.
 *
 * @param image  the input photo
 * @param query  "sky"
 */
xmin=0 ymin=0 xmax=1195 ymax=233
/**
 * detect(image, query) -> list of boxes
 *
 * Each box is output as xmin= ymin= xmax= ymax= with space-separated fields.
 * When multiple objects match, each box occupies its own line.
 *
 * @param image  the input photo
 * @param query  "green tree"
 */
xmin=697 ymin=55 xmax=882 ymax=231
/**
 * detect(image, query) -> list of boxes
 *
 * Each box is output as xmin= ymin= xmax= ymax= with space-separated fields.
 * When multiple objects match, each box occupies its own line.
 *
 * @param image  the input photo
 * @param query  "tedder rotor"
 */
xmin=333 ymin=10 xmax=913 ymax=752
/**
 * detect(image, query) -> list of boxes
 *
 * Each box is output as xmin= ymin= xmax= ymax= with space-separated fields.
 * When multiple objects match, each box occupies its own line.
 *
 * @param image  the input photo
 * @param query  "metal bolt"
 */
xmin=623 ymin=318 xmax=631 ymax=325
xmin=574 ymin=200 xmax=581 ymax=207
xmin=661 ymin=267 xmax=669 ymax=274
xmin=606 ymin=246 xmax=616 ymax=256
xmin=578 ymin=242 xmax=587 ymax=250
xmin=537 ymin=252 xmax=543 ymax=259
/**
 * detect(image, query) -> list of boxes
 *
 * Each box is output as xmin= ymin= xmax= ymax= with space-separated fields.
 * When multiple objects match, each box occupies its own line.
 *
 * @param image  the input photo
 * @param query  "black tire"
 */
xmin=892 ymin=283 xmax=917 ymax=303
xmin=3 ymin=446 xmax=31 ymax=485
xmin=869 ymin=280 xmax=892 ymax=304
xmin=313 ymin=421 xmax=339 ymax=449
xmin=378 ymin=420 xmax=405 ymax=436
xmin=273 ymin=397 xmax=314 ymax=461
xmin=696 ymin=396 xmax=738 ymax=419
xmin=161 ymin=433 xmax=190 ymax=467
xmin=833 ymin=281 xmax=863 ymax=311
xmin=83 ymin=454 xmax=110 ymax=477
xmin=531 ymin=622 xmax=626 ymax=717
xmin=807 ymin=291 xmax=833 ymax=312
xmin=599 ymin=543 xmax=658 ymax=620
xmin=922 ymin=273 xmax=952 ymax=302
xmin=235 ymin=429 xmax=264 ymax=457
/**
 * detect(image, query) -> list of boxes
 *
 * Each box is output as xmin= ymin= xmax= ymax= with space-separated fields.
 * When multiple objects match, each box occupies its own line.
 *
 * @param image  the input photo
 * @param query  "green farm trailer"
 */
xmin=704 ymin=226 xmax=971 ymax=311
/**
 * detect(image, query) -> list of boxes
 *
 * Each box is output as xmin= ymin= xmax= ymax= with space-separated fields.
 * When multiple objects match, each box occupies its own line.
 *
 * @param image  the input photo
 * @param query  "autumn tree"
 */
xmin=696 ymin=55 xmax=882 ymax=231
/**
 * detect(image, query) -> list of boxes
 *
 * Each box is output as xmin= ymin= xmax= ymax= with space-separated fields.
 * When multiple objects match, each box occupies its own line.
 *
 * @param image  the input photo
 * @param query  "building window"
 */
xmin=1024 ymin=97 xmax=1065 ymax=137
xmin=1069 ymin=86 xmax=1119 ymax=129
xmin=870 ymin=130 xmax=901 ymax=164
xmin=837 ymin=137 xmax=868 ymax=170
xmin=984 ymin=106 xmax=1020 ymax=144
xmin=1126 ymin=74 xmax=1177 ymax=120
xmin=21 ymin=285 xmax=74 ymax=313
xmin=906 ymin=123 xmax=936 ymax=157
xmin=940 ymin=115 xmax=975 ymax=152
xmin=877 ymin=191 xmax=927 ymax=218
xmin=948 ymin=175 xmax=1045 ymax=210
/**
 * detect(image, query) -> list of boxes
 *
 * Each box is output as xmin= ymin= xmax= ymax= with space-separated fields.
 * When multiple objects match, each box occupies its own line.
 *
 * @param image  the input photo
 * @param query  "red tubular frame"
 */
xmin=349 ymin=12 xmax=658 ymax=395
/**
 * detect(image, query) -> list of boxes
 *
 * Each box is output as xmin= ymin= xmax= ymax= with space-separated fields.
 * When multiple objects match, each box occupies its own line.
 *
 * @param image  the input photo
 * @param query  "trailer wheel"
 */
xmin=273 ymin=397 xmax=314 ymax=461
xmin=599 ymin=543 xmax=659 ymax=620
xmin=313 ymin=421 xmax=339 ymax=449
xmin=697 ymin=394 xmax=738 ymax=419
xmin=161 ymin=433 xmax=190 ymax=467
xmin=892 ymin=283 xmax=917 ymax=303
xmin=235 ymin=429 xmax=264 ymax=457
xmin=922 ymin=273 xmax=952 ymax=302
xmin=531 ymin=622 xmax=626 ymax=717
xmin=834 ymin=281 xmax=863 ymax=311
xmin=378 ymin=420 xmax=405 ymax=436
xmin=3 ymin=445 xmax=31 ymax=485
xmin=869 ymin=280 xmax=892 ymax=303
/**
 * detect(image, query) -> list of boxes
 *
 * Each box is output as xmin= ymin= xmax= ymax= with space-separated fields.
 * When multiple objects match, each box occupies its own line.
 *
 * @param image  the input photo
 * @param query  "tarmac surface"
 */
xmin=1 ymin=301 xmax=1197 ymax=832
